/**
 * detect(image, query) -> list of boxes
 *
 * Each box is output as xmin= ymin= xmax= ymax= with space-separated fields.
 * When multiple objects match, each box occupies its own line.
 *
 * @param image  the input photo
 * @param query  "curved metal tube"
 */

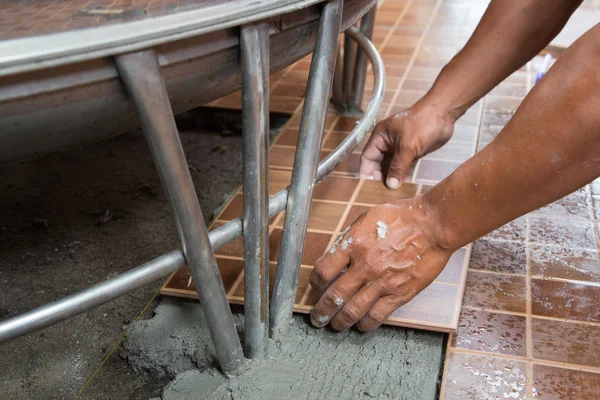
xmin=0 ymin=25 xmax=384 ymax=343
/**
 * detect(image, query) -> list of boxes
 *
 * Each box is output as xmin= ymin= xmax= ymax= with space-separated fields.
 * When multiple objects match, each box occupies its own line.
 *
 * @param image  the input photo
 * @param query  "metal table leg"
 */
xmin=349 ymin=7 xmax=377 ymax=111
xmin=270 ymin=0 xmax=343 ymax=339
xmin=342 ymin=24 xmax=358 ymax=107
xmin=114 ymin=50 xmax=244 ymax=375
xmin=240 ymin=21 xmax=270 ymax=359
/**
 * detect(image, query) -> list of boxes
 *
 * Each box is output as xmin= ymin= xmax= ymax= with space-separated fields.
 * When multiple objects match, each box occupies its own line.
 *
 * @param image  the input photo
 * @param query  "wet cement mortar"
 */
xmin=124 ymin=298 xmax=444 ymax=400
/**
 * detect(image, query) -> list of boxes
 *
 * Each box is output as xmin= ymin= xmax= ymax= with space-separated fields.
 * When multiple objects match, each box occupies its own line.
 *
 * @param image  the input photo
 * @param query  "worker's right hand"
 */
xmin=359 ymin=101 xmax=456 ymax=189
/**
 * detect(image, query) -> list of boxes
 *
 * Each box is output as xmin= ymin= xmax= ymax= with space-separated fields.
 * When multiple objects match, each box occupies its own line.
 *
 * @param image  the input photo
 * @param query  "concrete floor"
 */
xmin=0 ymin=108 xmax=289 ymax=400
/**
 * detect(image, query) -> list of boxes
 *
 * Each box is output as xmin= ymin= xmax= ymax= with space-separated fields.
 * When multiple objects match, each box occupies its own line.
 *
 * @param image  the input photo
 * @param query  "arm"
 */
xmin=360 ymin=0 xmax=582 ymax=188
xmin=309 ymin=24 xmax=600 ymax=332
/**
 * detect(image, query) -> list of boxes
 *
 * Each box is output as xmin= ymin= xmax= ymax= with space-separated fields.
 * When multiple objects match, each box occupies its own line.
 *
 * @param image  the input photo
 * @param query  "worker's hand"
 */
xmin=359 ymin=101 xmax=455 ymax=189
xmin=309 ymin=197 xmax=453 ymax=332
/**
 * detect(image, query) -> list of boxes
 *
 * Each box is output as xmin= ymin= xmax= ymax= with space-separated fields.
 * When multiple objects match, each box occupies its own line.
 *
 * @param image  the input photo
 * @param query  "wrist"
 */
xmin=419 ymin=185 xmax=464 ymax=253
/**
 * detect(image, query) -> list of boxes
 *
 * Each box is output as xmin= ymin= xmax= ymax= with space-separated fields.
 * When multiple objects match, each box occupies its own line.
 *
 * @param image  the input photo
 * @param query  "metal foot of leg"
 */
xmin=270 ymin=0 xmax=343 ymax=339
xmin=115 ymin=50 xmax=244 ymax=375
xmin=241 ymin=21 xmax=270 ymax=359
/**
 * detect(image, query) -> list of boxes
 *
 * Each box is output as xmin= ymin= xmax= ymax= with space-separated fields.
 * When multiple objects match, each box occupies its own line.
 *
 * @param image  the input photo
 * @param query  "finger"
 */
xmin=310 ymin=268 xmax=366 ymax=328
xmin=359 ymin=126 xmax=392 ymax=179
xmin=330 ymin=282 xmax=383 ymax=331
xmin=309 ymin=235 xmax=351 ymax=290
xmin=385 ymin=147 xmax=414 ymax=189
xmin=356 ymin=295 xmax=401 ymax=332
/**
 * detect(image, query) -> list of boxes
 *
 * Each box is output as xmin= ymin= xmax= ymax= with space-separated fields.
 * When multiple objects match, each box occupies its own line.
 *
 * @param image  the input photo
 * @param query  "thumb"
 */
xmin=385 ymin=148 xmax=414 ymax=189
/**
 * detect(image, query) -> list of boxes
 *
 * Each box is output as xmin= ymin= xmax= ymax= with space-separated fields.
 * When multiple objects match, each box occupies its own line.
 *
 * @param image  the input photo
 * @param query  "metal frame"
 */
xmin=0 ymin=22 xmax=385 ymax=372
xmin=332 ymin=5 xmax=377 ymax=113
xmin=241 ymin=21 xmax=271 ymax=358
xmin=114 ymin=50 xmax=245 ymax=374
xmin=270 ymin=0 xmax=344 ymax=338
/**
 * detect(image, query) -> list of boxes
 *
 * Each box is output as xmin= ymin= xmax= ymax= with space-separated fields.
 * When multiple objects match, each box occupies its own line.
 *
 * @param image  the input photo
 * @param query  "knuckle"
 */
xmin=340 ymin=305 xmax=362 ymax=322
xmin=324 ymin=288 xmax=345 ymax=308
xmin=366 ymin=308 xmax=388 ymax=323
xmin=310 ymin=264 xmax=332 ymax=287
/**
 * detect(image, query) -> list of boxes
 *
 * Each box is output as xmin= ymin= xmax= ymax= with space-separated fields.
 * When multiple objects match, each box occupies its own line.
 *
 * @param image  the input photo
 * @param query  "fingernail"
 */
xmin=386 ymin=177 xmax=400 ymax=189
xmin=311 ymin=313 xmax=331 ymax=328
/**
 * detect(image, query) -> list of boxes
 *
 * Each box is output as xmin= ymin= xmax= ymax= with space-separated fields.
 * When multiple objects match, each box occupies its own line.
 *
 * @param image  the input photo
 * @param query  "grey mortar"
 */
xmin=122 ymin=298 xmax=445 ymax=400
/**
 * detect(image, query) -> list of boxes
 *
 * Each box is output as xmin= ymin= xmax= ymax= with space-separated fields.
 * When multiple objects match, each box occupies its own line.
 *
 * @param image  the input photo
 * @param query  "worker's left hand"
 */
xmin=309 ymin=196 xmax=453 ymax=332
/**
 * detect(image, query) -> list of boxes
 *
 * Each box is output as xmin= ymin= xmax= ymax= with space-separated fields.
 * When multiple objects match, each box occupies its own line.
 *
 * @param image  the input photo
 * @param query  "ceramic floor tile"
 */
xmin=441 ymin=353 xmax=527 ymax=400
xmin=533 ymin=187 xmax=593 ymax=220
xmin=340 ymin=205 xmax=373 ymax=231
xmin=274 ymin=127 xmax=300 ymax=146
xmin=462 ymin=271 xmax=526 ymax=313
xmin=269 ymin=170 xmax=292 ymax=195
xmin=591 ymin=179 xmax=600 ymax=195
xmin=437 ymin=247 xmax=469 ymax=285
xmin=529 ymin=216 xmax=597 ymax=250
xmin=232 ymin=263 xmax=311 ymax=304
xmin=532 ymin=364 xmax=600 ymax=400
xmin=216 ymin=194 xmax=279 ymax=225
xmin=469 ymin=239 xmax=526 ymax=275
xmin=386 ymin=282 xmax=460 ymax=330
xmin=161 ymin=259 xmax=244 ymax=297
xmin=276 ymin=200 xmax=347 ymax=232
xmin=531 ymin=317 xmax=600 ymax=367
xmin=483 ymin=217 xmax=527 ymax=242
xmin=529 ymin=245 xmax=600 ymax=282
xmin=531 ymin=278 xmax=600 ymax=323
xmin=269 ymin=229 xmax=332 ymax=266
xmin=331 ymin=116 xmax=361 ymax=133
xmin=451 ymin=308 xmax=526 ymax=357
xmin=415 ymin=159 xmax=462 ymax=183
xmin=313 ymin=176 xmax=359 ymax=202
xmin=355 ymin=179 xmax=419 ymax=205
xmin=322 ymin=131 xmax=367 ymax=152
xmin=424 ymin=139 xmax=473 ymax=162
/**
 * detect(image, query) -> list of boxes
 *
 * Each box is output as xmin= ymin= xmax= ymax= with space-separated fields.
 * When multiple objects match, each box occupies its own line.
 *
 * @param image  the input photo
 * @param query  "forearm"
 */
xmin=423 ymin=25 xmax=600 ymax=251
xmin=422 ymin=0 xmax=581 ymax=119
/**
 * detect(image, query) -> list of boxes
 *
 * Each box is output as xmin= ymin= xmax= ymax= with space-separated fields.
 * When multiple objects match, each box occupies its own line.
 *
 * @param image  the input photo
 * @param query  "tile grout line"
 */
xmin=467 ymin=268 xmax=525 ymax=278
xmin=437 ymin=333 xmax=453 ymax=400
xmin=525 ymin=215 xmax=534 ymax=398
xmin=448 ymin=347 xmax=528 ymax=363
xmin=463 ymin=304 xmax=600 ymax=327
xmin=384 ymin=0 xmax=444 ymax=118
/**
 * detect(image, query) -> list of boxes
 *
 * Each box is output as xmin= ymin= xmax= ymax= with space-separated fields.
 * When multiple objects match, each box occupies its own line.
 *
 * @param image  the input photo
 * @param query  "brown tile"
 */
xmin=340 ymin=205 xmax=372 ymax=231
xmin=531 ymin=278 xmax=600 ymax=323
xmin=269 ymin=229 xmax=332 ymax=265
xmin=533 ymin=187 xmax=593 ymax=220
xmin=530 ymin=245 xmax=600 ymax=282
xmin=270 ymin=81 xmax=306 ymax=98
xmin=269 ymin=145 xmax=295 ymax=169
xmin=436 ymin=247 xmax=468 ymax=285
xmin=355 ymin=179 xmax=419 ymax=205
xmin=415 ymin=159 xmax=462 ymax=182
xmin=276 ymin=200 xmax=347 ymax=232
xmin=469 ymin=239 xmax=526 ymax=275
xmin=163 ymin=258 xmax=243 ymax=294
xmin=442 ymin=353 xmax=526 ymax=400
xmin=322 ymin=131 xmax=368 ymax=152
xmin=529 ymin=216 xmax=596 ymax=250
xmin=532 ymin=364 xmax=600 ymax=400
xmin=313 ymin=176 xmax=359 ymax=202
xmin=463 ymin=271 xmax=526 ymax=313
xmin=451 ymin=309 xmax=526 ymax=357
xmin=275 ymin=127 xmax=300 ymax=146
xmin=389 ymin=282 xmax=459 ymax=328
xmin=483 ymin=217 xmax=527 ymax=242
xmin=331 ymin=116 xmax=360 ymax=133
xmin=269 ymin=96 xmax=303 ymax=114
xmin=234 ymin=262 xmax=309 ymax=303
xmin=215 ymin=235 xmax=244 ymax=258
xmin=269 ymin=170 xmax=292 ymax=195
xmin=287 ymin=112 xmax=336 ymax=130
xmin=324 ymin=151 xmax=360 ymax=177
xmin=532 ymin=317 xmax=600 ymax=367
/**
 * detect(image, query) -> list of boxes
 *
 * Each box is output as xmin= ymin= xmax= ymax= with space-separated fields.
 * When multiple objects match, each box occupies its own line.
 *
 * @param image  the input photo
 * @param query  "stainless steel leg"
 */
xmin=114 ymin=50 xmax=244 ymax=375
xmin=241 ymin=21 xmax=270 ymax=359
xmin=349 ymin=7 xmax=377 ymax=111
xmin=270 ymin=0 xmax=343 ymax=338
xmin=331 ymin=45 xmax=344 ymax=107
xmin=342 ymin=25 xmax=358 ymax=107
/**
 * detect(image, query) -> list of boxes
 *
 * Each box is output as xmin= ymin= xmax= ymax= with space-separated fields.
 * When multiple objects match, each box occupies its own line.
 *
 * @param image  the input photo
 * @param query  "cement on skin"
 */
xmin=123 ymin=298 xmax=445 ymax=400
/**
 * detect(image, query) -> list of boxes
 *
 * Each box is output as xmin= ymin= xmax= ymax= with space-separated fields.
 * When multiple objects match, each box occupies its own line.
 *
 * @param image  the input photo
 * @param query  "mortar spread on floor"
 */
xmin=123 ymin=298 xmax=444 ymax=400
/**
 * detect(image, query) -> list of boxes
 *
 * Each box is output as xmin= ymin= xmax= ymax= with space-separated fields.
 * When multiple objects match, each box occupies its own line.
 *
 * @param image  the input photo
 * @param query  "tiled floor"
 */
xmin=171 ymin=0 xmax=600 ymax=398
